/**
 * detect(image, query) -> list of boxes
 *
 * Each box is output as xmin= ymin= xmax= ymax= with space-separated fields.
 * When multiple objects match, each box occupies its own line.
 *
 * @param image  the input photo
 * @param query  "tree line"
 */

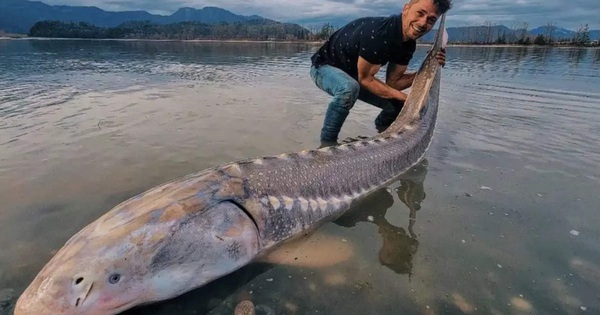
xmin=28 ymin=20 xmax=596 ymax=46
xmin=441 ymin=21 xmax=597 ymax=47
xmin=28 ymin=20 xmax=337 ymax=41
xmin=532 ymin=24 xmax=593 ymax=46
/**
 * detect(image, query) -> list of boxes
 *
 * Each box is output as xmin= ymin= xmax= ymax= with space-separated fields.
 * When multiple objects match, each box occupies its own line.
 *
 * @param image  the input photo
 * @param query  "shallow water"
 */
xmin=0 ymin=40 xmax=599 ymax=315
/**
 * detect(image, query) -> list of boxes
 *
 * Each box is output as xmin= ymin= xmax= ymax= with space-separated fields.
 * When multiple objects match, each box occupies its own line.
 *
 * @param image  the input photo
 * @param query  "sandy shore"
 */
xmin=0 ymin=36 xmax=323 ymax=44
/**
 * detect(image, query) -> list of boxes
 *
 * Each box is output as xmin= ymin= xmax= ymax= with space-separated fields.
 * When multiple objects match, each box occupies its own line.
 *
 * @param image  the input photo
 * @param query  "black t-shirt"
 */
xmin=311 ymin=15 xmax=416 ymax=78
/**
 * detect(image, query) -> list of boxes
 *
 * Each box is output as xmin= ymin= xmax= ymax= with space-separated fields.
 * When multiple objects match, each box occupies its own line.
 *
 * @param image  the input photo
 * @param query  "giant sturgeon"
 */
xmin=15 ymin=15 xmax=448 ymax=315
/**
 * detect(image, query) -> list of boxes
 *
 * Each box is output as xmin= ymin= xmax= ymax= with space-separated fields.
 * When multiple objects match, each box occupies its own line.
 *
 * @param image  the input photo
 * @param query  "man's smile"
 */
xmin=411 ymin=24 xmax=425 ymax=34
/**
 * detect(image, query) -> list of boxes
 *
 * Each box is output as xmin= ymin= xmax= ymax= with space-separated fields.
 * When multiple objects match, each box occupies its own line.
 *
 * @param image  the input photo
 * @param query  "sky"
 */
xmin=39 ymin=0 xmax=600 ymax=30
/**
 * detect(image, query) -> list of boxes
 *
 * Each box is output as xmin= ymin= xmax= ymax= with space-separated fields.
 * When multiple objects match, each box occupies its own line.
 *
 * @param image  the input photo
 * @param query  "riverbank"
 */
xmin=2 ymin=36 xmax=598 ymax=48
xmin=0 ymin=32 xmax=27 ymax=39
xmin=0 ymin=36 xmax=324 ymax=44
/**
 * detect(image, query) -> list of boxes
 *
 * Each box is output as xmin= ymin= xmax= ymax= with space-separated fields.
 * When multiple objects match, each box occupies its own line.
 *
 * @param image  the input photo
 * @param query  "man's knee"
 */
xmin=335 ymin=80 xmax=360 ymax=109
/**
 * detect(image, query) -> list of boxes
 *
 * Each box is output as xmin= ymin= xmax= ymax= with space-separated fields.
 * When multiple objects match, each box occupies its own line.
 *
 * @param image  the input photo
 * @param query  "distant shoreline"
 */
xmin=1 ymin=37 xmax=599 ymax=49
xmin=0 ymin=36 xmax=324 ymax=44
xmin=442 ymin=43 xmax=600 ymax=49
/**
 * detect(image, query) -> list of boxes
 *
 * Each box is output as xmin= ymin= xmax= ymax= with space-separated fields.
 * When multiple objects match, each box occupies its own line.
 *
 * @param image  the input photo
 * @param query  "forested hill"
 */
xmin=28 ymin=20 xmax=312 ymax=41
xmin=0 ymin=0 xmax=266 ymax=34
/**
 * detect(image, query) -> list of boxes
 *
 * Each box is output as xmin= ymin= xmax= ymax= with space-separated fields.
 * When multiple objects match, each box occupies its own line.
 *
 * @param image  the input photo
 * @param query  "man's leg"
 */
xmin=310 ymin=65 xmax=360 ymax=142
xmin=357 ymin=89 xmax=404 ymax=133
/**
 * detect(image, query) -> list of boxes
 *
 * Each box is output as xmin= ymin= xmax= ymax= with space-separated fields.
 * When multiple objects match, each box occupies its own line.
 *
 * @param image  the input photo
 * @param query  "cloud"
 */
xmin=39 ymin=0 xmax=600 ymax=30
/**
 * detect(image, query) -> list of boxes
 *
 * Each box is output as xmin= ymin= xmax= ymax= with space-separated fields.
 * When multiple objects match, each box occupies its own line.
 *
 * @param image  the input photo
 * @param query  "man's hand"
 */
xmin=435 ymin=48 xmax=446 ymax=67
xmin=386 ymin=63 xmax=414 ymax=92
xmin=358 ymin=57 xmax=407 ymax=101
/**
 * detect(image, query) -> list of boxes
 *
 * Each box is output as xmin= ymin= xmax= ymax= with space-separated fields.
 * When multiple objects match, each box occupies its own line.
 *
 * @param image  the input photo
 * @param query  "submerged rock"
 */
xmin=234 ymin=300 xmax=255 ymax=315
xmin=0 ymin=288 xmax=15 ymax=312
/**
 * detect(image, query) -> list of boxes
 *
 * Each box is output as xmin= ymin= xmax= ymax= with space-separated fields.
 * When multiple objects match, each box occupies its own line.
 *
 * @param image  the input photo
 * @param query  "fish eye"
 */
xmin=108 ymin=273 xmax=121 ymax=284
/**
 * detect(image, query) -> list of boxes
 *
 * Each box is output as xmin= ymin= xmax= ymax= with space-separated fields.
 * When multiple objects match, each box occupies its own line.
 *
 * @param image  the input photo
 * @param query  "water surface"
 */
xmin=0 ymin=39 xmax=599 ymax=314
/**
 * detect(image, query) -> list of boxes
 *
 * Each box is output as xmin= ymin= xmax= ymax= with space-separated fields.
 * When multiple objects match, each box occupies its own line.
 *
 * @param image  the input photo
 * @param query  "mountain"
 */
xmin=529 ymin=26 xmax=575 ymax=40
xmin=165 ymin=6 xmax=264 ymax=24
xmin=528 ymin=26 xmax=599 ymax=41
xmin=0 ymin=0 xmax=266 ymax=34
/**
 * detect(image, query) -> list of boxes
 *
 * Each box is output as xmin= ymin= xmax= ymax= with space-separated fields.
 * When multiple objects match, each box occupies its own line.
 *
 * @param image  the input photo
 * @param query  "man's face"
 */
xmin=401 ymin=0 xmax=440 ymax=40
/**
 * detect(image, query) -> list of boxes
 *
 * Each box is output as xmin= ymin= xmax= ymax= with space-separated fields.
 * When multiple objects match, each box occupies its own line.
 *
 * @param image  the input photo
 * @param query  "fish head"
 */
xmin=14 ymin=223 xmax=160 ymax=315
xmin=15 ymin=193 xmax=260 ymax=315
xmin=15 ymin=214 xmax=168 ymax=315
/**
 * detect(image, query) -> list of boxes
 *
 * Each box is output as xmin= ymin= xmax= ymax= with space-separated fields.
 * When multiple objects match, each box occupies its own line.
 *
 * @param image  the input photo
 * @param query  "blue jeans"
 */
xmin=310 ymin=64 xmax=404 ymax=142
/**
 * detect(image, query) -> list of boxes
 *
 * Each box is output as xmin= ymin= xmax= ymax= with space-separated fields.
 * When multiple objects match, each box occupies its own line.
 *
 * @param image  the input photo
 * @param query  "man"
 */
xmin=310 ymin=0 xmax=452 ymax=145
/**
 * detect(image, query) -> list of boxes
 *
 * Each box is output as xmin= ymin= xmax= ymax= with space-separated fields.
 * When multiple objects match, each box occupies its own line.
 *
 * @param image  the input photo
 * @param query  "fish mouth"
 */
xmin=104 ymin=300 xmax=137 ymax=313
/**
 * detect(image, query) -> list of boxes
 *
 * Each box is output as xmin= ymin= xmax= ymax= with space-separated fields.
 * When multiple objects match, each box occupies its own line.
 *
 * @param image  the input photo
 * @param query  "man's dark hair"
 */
xmin=433 ymin=0 xmax=452 ymax=14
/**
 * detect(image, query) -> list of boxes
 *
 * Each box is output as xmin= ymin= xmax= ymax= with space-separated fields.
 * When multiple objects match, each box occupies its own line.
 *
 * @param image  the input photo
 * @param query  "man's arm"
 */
xmin=357 ymin=56 xmax=407 ymax=101
xmin=386 ymin=63 xmax=416 ymax=91
xmin=385 ymin=48 xmax=447 ymax=90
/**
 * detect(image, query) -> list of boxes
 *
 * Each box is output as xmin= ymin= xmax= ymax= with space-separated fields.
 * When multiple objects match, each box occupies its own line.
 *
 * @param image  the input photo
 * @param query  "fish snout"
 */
xmin=72 ymin=275 xmax=95 ymax=309
xmin=15 ymin=274 xmax=96 ymax=315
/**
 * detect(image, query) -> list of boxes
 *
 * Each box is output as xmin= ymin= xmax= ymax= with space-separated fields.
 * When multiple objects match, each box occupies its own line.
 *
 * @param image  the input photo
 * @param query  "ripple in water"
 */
xmin=445 ymin=80 xmax=600 ymax=175
xmin=0 ymin=82 xmax=80 ymax=121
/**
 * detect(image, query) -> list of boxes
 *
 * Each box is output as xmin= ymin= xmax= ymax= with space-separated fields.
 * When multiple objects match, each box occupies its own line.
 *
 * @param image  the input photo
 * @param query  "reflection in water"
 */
xmin=443 ymin=46 xmax=599 ymax=85
xmin=22 ymin=40 xmax=315 ymax=71
xmin=531 ymin=46 xmax=551 ymax=66
xmin=568 ymin=48 xmax=588 ymax=66
xmin=27 ymin=39 xmax=313 ymax=57
xmin=334 ymin=159 xmax=428 ymax=275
